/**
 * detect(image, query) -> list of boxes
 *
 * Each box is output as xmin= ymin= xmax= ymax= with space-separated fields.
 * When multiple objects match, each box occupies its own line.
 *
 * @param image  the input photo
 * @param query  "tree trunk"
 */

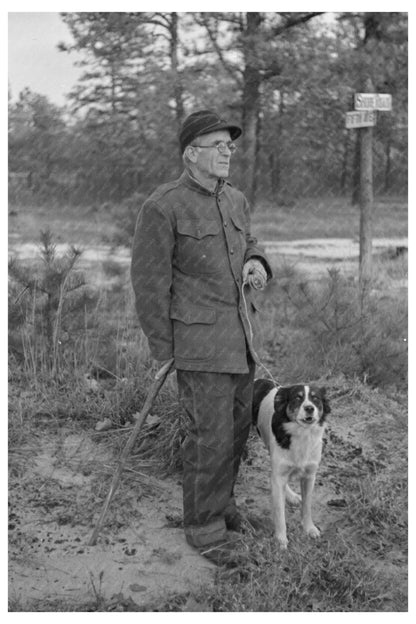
xmin=241 ymin=71 xmax=261 ymax=207
xmin=170 ymin=13 xmax=184 ymax=126
xmin=383 ymin=139 xmax=392 ymax=193
xmin=269 ymin=152 xmax=280 ymax=196
xmin=169 ymin=12 xmax=185 ymax=168
xmin=272 ymin=91 xmax=285 ymax=198
xmin=241 ymin=13 xmax=263 ymax=208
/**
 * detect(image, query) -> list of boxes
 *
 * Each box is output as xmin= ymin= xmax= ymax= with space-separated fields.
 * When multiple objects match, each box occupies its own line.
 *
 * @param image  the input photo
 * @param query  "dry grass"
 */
xmin=9 ymin=203 xmax=119 ymax=246
xmin=8 ymin=199 xmax=407 ymax=612
xmin=252 ymin=196 xmax=408 ymax=241
xmin=9 ymin=195 xmax=408 ymax=250
xmin=257 ymin=260 xmax=407 ymax=389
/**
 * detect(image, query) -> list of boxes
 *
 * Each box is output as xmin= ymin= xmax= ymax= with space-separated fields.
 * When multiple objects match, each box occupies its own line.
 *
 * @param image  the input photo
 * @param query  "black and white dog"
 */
xmin=252 ymin=379 xmax=331 ymax=549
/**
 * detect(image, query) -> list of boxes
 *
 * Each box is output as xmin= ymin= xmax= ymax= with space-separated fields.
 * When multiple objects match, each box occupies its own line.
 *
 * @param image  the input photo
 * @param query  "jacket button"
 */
xmin=223 ymin=221 xmax=228 ymax=227
xmin=230 ymin=248 xmax=234 ymax=254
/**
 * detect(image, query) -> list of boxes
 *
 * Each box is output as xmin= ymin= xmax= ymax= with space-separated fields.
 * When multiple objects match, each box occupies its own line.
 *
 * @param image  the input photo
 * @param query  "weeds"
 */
xmin=202 ymin=534 xmax=406 ymax=611
xmin=8 ymin=221 xmax=407 ymax=612
xmin=193 ymin=433 xmax=408 ymax=612
xmin=347 ymin=475 xmax=407 ymax=554
xmin=9 ymin=229 xmax=94 ymax=378
xmin=102 ymin=192 xmax=146 ymax=248
xmin=260 ymin=264 xmax=407 ymax=388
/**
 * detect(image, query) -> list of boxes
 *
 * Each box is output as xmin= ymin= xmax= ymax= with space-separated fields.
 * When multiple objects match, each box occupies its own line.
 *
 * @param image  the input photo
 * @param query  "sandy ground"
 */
xmin=11 ymin=398 xmax=403 ymax=611
xmin=9 ymin=423 xmax=344 ymax=610
xmin=8 ymin=429 xmax=217 ymax=609
xmin=263 ymin=237 xmax=408 ymax=259
xmin=8 ymin=236 xmax=408 ymax=276
xmin=8 ymin=237 xmax=407 ymax=610
xmin=263 ymin=237 xmax=407 ymax=274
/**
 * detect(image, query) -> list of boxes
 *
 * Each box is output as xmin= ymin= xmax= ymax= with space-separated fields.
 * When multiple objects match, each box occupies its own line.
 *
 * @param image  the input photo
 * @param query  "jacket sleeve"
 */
xmin=131 ymin=199 xmax=175 ymax=361
xmin=242 ymin=196 xmax=273 ymax=280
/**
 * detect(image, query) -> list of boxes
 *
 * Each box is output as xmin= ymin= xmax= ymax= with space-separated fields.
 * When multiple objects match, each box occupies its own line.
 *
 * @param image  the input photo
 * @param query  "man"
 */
xmin=131 ymin=110 xmax=272 ymax=566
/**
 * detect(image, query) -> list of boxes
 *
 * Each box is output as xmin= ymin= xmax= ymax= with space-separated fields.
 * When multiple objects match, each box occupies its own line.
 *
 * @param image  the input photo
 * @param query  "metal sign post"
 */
xmin=345 ymin=81 xmax=392 ymax=291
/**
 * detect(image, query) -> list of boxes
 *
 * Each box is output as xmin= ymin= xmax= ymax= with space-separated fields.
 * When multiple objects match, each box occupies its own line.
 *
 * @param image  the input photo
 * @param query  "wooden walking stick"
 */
xmin=88 ymin=358 xmax=174 ymax=546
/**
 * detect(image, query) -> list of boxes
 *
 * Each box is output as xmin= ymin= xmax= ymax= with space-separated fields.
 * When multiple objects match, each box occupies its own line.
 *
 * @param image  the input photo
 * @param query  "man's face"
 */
xmin=191 ymin=130 xmax=233 ymax=180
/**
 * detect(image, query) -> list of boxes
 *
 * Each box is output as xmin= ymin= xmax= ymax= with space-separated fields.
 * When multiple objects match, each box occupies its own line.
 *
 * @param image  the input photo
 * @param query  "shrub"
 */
xmin=104 ymin=193 xmax=147 ymax=248
xmin=260 ymin=266 xmax=407 ymax=388
xmin=8 ymin=229 xmax=97 ymax=378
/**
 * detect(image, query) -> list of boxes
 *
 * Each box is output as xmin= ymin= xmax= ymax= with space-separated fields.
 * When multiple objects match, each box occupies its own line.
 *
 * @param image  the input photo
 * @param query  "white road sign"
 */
xmin=345 ymin=110 xmax=377 ymax=129
xmin=354 ymin=93 xmax=392 ymax=111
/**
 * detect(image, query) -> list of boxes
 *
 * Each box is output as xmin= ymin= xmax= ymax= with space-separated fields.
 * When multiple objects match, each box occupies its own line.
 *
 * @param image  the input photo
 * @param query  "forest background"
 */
xmin=8 ymin=11 xmax=408 ymax=210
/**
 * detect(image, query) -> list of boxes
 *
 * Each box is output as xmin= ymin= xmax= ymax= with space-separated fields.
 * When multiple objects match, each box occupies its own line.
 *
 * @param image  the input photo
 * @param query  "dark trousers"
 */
xmin=177 ymin=358 xmax=255 ymax=548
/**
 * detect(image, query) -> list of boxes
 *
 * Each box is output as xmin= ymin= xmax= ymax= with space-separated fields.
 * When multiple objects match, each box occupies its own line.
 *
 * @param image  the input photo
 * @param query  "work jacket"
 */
xmin=131 ymin=170 xmax=272 ymax=374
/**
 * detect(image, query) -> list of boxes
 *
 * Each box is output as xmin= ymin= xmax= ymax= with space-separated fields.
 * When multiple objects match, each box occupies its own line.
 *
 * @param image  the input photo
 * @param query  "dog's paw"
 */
xmin=286 ymin=489 xmax=301 ymax=506
xmin=276 ymin=534 xmax=288 ymax=550
xmin=305 ymin=524 xmax=321 ymax=539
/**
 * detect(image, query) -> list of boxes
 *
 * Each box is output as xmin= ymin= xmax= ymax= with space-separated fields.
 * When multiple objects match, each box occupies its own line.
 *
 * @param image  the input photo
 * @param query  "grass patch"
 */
xmin=8 ymin=205 xmax=407 ymax=612
xmin=199 ymin=534 xmax=406 ymax=612
xmin=148 ymin=401 xmax=408 ymax=613
xmin=257 ymin=262 xmax=407 ymax=389
xmin=9 ymin=195 xmax=407 ymax=250
xmin=252 ymin=196 xmax=407 ymax=241
xmin=8 ymin=203 xmax=120 ymax=247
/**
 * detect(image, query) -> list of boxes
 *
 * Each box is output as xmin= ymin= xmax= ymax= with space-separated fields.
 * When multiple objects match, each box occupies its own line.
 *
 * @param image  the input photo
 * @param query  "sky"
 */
xmin=8 ymin=4 xmax=411 ymax=108
xmin=8 ymin=12 xmax=82 ymax=106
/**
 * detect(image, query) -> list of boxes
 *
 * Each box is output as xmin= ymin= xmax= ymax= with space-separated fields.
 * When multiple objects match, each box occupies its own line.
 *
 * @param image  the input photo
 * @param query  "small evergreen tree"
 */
xmin=8 ymin=230 xmax=93 ymax=378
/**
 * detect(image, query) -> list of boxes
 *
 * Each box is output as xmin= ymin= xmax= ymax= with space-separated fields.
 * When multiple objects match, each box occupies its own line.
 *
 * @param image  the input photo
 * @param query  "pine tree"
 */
xmin=9 ymin=230 xmax=91 ymax=377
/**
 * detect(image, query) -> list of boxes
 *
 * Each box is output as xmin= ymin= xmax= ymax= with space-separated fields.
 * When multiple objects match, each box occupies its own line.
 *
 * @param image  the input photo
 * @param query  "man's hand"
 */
xmin=242 ymin=259 xmax=268 ymax=290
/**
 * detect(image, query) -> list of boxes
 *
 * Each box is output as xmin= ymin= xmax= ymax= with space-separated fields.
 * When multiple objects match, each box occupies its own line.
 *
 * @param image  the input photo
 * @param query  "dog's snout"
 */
xmin=303 ymin=404 xmax=315 ymax=423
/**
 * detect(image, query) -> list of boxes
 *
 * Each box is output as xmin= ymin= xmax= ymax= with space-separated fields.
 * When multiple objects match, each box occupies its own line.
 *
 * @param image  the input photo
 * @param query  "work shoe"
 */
xmin=225 ymin=510 xmax=264 ymax=534
xmin=199 ymin=538 xmax=244 ymax=568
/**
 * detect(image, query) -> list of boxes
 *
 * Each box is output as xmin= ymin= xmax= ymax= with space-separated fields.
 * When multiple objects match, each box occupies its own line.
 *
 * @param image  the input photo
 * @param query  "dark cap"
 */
xmin=179 ymin=110 xmax=242 ymax=153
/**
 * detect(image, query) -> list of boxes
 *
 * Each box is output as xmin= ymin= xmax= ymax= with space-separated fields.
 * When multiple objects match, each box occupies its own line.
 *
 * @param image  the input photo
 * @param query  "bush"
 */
xmin=103 ymin=193 xmax=147 ymax=248
xmin=260 ymin=265 xmax=407 ymax=389
xmin=8 ymin=229 xmax=106 ymax=379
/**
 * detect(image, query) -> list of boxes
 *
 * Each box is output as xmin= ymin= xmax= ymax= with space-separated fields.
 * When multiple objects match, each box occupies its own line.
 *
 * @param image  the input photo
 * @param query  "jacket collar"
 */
xmin=180 ymin=170 xmax=226 ymax=197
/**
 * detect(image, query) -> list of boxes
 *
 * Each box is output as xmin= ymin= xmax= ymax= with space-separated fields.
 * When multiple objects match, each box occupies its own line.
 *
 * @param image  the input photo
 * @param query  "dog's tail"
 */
xmin=252 ymin=378 xmax=276 ymax=427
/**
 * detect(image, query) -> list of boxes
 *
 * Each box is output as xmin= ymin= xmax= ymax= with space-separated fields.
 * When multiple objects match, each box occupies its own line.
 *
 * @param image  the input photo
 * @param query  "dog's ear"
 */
xmin=274 ymin=386 xmax=291 ymax=415
xmin=320 ymin=387 xmax=331 ymax=415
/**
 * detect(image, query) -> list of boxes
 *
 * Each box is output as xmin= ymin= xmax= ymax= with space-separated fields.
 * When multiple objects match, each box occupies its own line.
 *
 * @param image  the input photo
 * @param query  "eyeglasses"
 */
xmin=191 ymin=140 xmax=237 ymax=154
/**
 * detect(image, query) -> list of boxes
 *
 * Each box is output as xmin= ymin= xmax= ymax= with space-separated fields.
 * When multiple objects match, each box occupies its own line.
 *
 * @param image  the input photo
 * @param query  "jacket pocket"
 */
xmin=176 ymin=219 xmax=223 ymax=274
xmin=229 ymin=214 xmax=247 ymax=259
xmin=177 ymin=219 xmax=220 ymax=239
xmin=170 ymin=304 xmax=216 ymax=361
xmin=229 ymin=214 xmax=246 ymax=233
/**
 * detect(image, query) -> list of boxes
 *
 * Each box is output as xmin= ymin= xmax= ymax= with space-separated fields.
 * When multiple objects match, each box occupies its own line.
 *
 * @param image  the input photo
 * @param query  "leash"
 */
xmin=241 ymin=278 xmax=281 ymax=389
